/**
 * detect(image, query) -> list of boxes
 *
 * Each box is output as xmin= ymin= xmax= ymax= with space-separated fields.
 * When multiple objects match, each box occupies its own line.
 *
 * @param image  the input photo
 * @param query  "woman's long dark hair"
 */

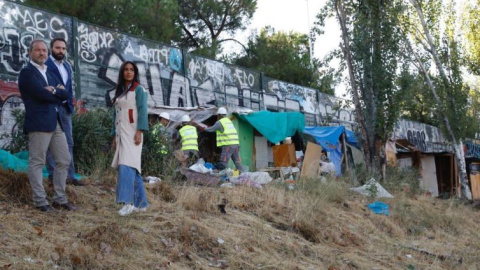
xmin=112 ymin=61 xmax=140 ymax=103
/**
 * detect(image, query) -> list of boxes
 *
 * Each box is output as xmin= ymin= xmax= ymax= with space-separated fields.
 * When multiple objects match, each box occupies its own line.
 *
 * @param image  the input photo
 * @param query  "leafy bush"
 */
xmin=382 ymin=166 xmax=422 ymax=196
xmin=72 ymin=108 xmax=114 ymax=175
xmin=1 ymin=109 xmax=27 ymax=153
xmin=141 ymin=126 xmax=179 ymax=179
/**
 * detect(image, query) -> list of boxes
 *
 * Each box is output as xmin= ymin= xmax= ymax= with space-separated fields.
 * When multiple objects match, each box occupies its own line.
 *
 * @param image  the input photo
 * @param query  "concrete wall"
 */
xmin=0 ymin=0 xmax=355 ymax=148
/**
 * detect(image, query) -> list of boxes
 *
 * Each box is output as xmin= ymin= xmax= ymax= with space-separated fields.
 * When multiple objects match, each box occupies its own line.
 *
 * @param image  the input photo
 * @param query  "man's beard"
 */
xmin=52 ymin=52 xmax=65 ymax=61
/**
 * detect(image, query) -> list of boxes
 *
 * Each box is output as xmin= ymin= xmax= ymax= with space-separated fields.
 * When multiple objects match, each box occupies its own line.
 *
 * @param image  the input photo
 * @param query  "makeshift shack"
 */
xmin=464 ymin=141 xmax=480 ymax=200
xmin=149 ymin=107 xmax=304 ymax=173
xmin=389 ymin=119 xmax=458 ymax=198
xmin=303 ymin=126 xmax=359 ymax=177
xmin=235 ymin=110 xmax=305 ymax=171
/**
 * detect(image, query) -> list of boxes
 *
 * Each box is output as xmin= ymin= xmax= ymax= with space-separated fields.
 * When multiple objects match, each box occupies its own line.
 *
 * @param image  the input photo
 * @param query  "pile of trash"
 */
xmin=182 ymin=159 xmax=272 ymax=189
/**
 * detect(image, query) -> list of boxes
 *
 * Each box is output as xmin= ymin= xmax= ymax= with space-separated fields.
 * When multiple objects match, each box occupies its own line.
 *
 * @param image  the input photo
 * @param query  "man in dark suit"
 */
xmin=18 ymin=39 xmax=76 ymax=212
xmin=45 ymin=37 xmax=84 ymax=186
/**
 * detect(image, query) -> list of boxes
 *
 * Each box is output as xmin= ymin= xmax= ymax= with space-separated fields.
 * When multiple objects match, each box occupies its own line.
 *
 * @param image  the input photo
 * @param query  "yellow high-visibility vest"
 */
xmin=179 ymin=125 xmax=198 ymax=151
xmin=216 ymin=118 xmax=239 ymax=147
xmin=152 ymin=124 xmax=168 ymax=154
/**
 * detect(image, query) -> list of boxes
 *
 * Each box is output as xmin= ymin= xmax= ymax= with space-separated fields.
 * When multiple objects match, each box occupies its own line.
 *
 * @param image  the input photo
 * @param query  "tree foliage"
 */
xmin=396 ymin=69 xmax=438 ymax=126
xmin=21 ymin=0 xmax=182 ymax=44
xmin=402 ymin=0 xmax=473 ymax=198
xmin=330 ymin=0 xmax=407 ymax=174
xmin=462 ymin=0 xmax=480 ymax=75
xmin=177 ymin=0 xmax=257 ymax=58
xmin=234 ymin=27 xmax=327 ymax=92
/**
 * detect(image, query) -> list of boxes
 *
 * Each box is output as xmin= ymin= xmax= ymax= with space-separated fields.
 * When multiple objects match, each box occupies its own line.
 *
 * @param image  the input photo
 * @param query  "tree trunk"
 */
xmin=334 ymin=0 xmax=372 ymax=171
xmin=408 ymin=0 xmax=472 ymax=199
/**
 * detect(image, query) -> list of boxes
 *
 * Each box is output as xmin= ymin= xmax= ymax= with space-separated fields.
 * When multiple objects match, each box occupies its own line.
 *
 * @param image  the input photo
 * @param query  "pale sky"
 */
xmin=234 ymin=0 xmax=471 ymax=98
xmin=246 ymin=0 xmax=338 ymax=60
xmin=233 ymin=0 xmax=345 ymax=96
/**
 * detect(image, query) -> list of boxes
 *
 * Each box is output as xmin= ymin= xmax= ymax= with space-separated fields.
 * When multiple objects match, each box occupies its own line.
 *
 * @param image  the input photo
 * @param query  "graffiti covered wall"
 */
xmin=264 ymin=77 xmax=354 ymax=128
xmin=393 ymin=119 xmax=452 ymax=153
xmin=76 ymin=21 xmax=188 ymax=109
xmin=0 ymin=1 xmax=361 ymax=150
xmin=185 ymin=54 xmax=261 ymax=111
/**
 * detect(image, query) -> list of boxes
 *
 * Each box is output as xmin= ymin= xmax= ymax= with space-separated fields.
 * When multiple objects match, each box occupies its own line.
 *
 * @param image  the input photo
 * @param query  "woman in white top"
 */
xmin=111 ymin=61 xmax=149 ymax=216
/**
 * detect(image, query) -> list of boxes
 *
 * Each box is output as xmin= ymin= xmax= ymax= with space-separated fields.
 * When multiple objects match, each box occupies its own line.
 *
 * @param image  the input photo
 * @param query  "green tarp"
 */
xmin=235 ymin=111 xmax=305 ymax=144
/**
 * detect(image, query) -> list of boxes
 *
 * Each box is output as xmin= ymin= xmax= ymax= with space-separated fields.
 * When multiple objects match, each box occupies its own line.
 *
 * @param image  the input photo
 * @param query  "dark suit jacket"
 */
xmin=45 ymin=57 xmax=74 ymax=114
xmin=18 ymin=62 xmax=69 ymax=134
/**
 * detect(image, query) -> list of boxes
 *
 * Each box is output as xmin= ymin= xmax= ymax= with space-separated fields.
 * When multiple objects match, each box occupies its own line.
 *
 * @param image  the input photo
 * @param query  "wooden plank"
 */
xmin=300 ymin=142 xmax=323 ymax=179
xmin=272 ymin=144 xmax=297 ymax=167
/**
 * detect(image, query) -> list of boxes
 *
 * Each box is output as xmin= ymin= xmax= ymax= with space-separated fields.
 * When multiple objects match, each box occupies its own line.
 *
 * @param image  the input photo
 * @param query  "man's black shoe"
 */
xmin=52 ymin=202 xmax=77 ymax=211
xmin=36 ymin=205 xmax=56 ymax=212
xmin=218 ymin=204 xmax=227 ymax=214
xmin=67 ymin=179 xmax=86 ymax=186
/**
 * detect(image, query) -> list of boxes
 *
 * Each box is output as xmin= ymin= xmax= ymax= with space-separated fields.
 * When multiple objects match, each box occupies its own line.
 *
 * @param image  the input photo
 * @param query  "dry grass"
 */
xmin=0 ymin=168 xmax=480 ymax=269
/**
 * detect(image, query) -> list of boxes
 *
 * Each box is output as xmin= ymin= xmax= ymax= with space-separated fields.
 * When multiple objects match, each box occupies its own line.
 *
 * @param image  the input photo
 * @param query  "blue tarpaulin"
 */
xmin=303 ymin=126 xmax=358 ymax=151
xmin=303 ymin=126 xmax=359 ymax=177
xmin=236 ymin=111 xmax=305 ymax=144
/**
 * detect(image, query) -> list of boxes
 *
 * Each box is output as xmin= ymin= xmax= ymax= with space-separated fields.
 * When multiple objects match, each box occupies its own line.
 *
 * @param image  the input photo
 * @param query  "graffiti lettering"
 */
xmin=188 ymin=58 xmax=224 ymax=83
xmin=78 ymin=24 xmax=114 ymax=63
xmin=169 ymin=49 xmax=182 ymax=71
xmin=0 ymin=29 xmax=26 ymax=73
xmin=147 ymin=64 xmax=164 ymax=106
xmin=49 ymin=17 xmax=68 ymax=40
xmin=234 ymin=68 xmax=254 ymax=88
xmin=407 ymin=129 xmax=427 ymax=152
xmin=7 ymin=7 xmax=68 ymax=40
xmin=122 ymin=41 xmax=182 ymax=70
xmin=167 ymin=72 xmax=188 ymax=107
xmin=466 ymin=142 xmax=480 ymax=159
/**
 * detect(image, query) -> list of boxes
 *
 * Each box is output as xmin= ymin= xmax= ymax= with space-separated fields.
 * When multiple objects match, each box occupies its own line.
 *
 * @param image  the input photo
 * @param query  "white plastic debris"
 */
xmin=145 ymin=176 xmax=161 ymax=184
xmin=220 ymin=183 xmax=233 ymax=188
xmin=350 ymin=178 xmax=394 ymax=198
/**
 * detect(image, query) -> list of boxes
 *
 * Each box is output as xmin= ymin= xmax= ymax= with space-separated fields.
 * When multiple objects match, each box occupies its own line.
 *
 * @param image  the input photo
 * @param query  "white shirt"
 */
xmin=50 ymin=55 xmax=68 ymax=85
xmin=30 ymin=60 xmax=48 ymax=84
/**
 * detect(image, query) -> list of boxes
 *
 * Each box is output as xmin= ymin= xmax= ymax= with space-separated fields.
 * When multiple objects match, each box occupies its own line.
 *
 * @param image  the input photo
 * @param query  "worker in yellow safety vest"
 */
xmin=202 ymin=107 xmax=243 ymax=171
xmin=151 ymin=112 xmax=176 ymax=155
xmin=178 ymin=114 xmax=199 ymax=167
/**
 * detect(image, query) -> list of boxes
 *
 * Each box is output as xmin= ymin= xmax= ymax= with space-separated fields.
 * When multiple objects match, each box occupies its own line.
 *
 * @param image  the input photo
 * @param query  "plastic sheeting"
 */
xmin=0 ymin=150 xmax=48 ymax=177
xmin=350 ymin=178 xmax=394 ymax=198
xmin=236 ymin=111 xmax=305 ymax=144
xmin=0 ymin=150 xmax=84 ymax=179
xmin=303 ymin=126 xmax=358 ymax=151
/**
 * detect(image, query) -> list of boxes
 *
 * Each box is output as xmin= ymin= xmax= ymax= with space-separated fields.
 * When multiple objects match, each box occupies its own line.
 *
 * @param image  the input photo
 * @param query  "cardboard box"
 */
xmin=273 ymin=144 xmax=297 ymax=167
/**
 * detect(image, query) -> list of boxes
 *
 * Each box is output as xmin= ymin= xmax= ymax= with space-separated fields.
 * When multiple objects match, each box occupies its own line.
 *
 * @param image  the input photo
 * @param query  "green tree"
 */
xmin=177 ymin=0 xmax=257 ymax=58
xmin=462 ymin=0 xmax=480 ymax=75
xmin=234 ymin=27 xmax=326 ymax=92
xmin=331 ymin=0 xmax=407 ymax=175
xmin=21 ymin=0 xmax=181 ymax=44
xmin=397 ymin=72 xmax=437 ymax=126
xmin=403 ymin=0 xmax=473 ymax=198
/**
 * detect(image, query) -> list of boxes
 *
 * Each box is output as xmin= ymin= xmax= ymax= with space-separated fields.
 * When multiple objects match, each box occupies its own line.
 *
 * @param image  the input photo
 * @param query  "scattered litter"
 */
xmin=24 ymin=257 xmax=35 ymax=263
xmin=181 ymin=168 xmax=222 ymax=186
xmin=144 ymin=176 xmax=161 ymax=184
xmin=220 ymin=183 xmax=233 ymax=188
xmin=367 ymin=201 xmax=390 ymax=216
xmin=351 ymin=178 xmax=394 ymax=198
xmin=189 ymin=158 xmax=213 ymax=173
xmin=204 ymin=162 xmax=215 ymax=170
xmin=217 ymin=237 xmax=224 ymax=244
xmin=229 ymin=172 xmax=272 ymax=188
xmin=406 ymin=254 xmax=412 ymax=258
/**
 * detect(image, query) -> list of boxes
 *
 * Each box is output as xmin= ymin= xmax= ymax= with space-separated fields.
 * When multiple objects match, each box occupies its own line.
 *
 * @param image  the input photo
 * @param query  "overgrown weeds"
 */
xmin=0 ymin=109 xmax=27 ymax=153
xmin=383 ymin=166 xmax=422 ymax=196
xmin=72 ymin=108 xmax=113 ymax=176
